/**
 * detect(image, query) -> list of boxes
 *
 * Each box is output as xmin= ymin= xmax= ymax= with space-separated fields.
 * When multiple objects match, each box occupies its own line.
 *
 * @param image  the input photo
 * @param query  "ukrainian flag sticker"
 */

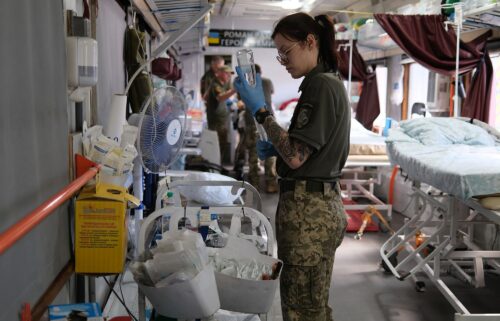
xmin=208 ymin=31 xmax=220 ymax=45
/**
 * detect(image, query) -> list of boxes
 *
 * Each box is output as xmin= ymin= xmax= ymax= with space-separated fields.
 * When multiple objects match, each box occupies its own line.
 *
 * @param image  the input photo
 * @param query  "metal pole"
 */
xmin=454 ymin=3 xmax=462 ymax=117
xmin=348 ymin=37 xmax=353 ymax=104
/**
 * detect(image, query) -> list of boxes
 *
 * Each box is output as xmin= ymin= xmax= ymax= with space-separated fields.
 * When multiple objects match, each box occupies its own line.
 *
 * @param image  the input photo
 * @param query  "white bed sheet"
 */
xmin=349 ymin=118 xmax=387 ymax=155
xmin=386 ymin=118 xmax=500 ymax=200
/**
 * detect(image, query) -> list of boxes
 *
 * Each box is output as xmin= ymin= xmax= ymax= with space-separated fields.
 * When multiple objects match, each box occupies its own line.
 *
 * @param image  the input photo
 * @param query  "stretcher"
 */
xmin=380 ymin=118 xmax=500 ymax=320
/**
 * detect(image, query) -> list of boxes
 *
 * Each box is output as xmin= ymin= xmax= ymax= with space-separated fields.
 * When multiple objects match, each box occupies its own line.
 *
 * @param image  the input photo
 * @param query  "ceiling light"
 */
xmin=302 ymin=0 xmax=316 ymax=12
xmin=281 ymin=0 xmax=302 ymax=10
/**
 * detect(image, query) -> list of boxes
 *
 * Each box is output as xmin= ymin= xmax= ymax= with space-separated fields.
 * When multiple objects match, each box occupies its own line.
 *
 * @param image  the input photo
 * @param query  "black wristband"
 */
xmin=255 ymin=110 xmax=272 ymax=124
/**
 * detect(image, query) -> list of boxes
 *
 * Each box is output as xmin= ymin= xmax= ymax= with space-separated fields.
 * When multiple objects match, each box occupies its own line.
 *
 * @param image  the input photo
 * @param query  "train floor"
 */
xmin=104 ymin=184 xmax=500 ymax=321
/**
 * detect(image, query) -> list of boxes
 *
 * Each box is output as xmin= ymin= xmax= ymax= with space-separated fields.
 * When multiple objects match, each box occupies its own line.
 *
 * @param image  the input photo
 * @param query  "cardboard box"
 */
xmin=75 ymin=182 xmax=139 ymax=274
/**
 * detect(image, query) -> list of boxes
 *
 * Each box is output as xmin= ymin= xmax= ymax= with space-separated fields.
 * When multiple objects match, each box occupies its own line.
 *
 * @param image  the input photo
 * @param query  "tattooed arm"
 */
xmin=263 ymin=116 xmax=313 ymax=169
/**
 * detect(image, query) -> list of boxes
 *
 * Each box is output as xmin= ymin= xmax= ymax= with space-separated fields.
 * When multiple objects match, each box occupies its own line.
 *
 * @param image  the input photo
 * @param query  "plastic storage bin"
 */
xmin=138 ymin=265 xmax=219 ymax=319
xmin=138 ymin=205 xmax=280 ymax=314
xmin=213 ymin=236 xmax=281 ymax=314
xmin=136 ymin=208 xmax=221 ymax=319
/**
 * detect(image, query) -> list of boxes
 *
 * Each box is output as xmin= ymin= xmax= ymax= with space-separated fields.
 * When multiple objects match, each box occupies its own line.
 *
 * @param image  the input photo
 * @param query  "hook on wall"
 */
xmin=127 ymin=7 xmax=138 ymax=29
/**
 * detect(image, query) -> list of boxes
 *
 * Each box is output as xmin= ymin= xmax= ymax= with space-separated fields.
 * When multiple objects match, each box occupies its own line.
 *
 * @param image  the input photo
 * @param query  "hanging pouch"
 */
xmin=152 ymin=57 xmax=175 ymax=80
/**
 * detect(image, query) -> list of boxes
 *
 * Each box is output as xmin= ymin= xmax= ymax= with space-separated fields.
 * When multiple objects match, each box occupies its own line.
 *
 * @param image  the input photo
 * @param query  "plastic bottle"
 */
xmin=236 ymin=48 xmax=268 ymax=141
xmin=382 ymin=118 xmax=392 ymax=137
xmin=236 ymin=49 xmax=256 ymax=87
xmin=161 ymin=191 xmax=175 ymax=232
xmin=162 ymin=191 xmax=175 ymax=207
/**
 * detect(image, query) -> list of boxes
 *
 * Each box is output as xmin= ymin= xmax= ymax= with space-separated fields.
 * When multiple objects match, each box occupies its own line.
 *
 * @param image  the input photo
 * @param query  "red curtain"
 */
xmin=337 ymin=40 xmax=380 ymax=129
xmin=374 ymin=14 xmax=493 ymax=122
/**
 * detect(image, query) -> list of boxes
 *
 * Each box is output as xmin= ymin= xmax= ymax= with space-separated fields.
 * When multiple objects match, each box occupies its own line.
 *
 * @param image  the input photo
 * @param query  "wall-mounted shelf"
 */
xmin=461 ymin=3 xmax=500 ymax=33
xmin=144 ymin=0 xmax=211 ymax=54
xmin=132 ymin=0 xmax=163 ymax=35
xmin=357 ymin=21 xmax=399 ymax=50
xmin=132 ymin=0 xmax=211 ymax=54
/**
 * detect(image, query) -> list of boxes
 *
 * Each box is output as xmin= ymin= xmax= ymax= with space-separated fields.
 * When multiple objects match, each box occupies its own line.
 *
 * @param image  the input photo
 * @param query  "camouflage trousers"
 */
xmin=234 ymin=128 xmax=259 ymax=188
xmin=276 ymin=180 xmax=347 ymax=321
xmin=208 ymin=121 xmax=228 ymax=165
xmin=264 ymin=156 xmax=277 ymax=182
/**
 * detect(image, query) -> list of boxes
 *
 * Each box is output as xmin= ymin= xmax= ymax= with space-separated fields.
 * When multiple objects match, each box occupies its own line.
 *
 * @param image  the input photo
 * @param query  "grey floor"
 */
xmin=259 ymin=190 xmax=500 ymax=321
xmin=105 ymin=185 xmax=500 ymax=321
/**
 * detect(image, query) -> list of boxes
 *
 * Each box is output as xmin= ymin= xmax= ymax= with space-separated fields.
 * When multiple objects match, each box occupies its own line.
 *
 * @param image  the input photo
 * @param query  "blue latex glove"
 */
xmin=233 ymin=66 xmax=266 ymax=115
xmin=256 ymin=140 xmax=278 ymax=160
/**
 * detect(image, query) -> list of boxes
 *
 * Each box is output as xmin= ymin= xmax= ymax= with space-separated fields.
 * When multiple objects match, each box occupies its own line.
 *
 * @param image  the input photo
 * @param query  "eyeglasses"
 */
xmin=276 ymin=42 xmax=299 ymax=65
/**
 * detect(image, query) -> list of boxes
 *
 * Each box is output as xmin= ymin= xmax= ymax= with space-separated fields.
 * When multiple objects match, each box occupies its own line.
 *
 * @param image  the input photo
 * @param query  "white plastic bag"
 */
xmin=177 ymin=172 xmax=243 ymax=205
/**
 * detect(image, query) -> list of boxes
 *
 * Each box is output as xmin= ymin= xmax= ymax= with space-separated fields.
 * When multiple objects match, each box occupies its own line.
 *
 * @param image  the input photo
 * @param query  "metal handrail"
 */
xmin=0 ymin=166 xmax=100 ymax=255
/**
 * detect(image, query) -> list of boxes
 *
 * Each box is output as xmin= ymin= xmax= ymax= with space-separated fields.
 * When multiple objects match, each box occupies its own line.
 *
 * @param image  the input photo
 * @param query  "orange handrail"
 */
xmin=0 ymin=166 xmax=100 ymax=255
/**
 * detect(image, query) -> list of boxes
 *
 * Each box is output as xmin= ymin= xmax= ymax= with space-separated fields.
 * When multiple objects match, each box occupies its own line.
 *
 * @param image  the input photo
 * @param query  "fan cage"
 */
xmin=137 ymin=86 xmax=188 ymax=174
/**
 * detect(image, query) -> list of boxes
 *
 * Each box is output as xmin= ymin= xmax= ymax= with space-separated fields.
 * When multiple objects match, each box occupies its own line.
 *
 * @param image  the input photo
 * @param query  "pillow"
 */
xmin=176 ymin=172 xmax=243 ymax=206
xmin=478 ymin=196 xmax=500 ymax=211
xmin=400 ymin=118 xmax=495 ymax=146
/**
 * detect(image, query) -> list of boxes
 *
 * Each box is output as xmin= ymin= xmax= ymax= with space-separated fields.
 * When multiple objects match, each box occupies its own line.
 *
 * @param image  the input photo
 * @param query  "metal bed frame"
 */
xmin=380 ymin=176 xmax=500 ymax=320
xmin=341 ymin=157 xmax=393 ymax=221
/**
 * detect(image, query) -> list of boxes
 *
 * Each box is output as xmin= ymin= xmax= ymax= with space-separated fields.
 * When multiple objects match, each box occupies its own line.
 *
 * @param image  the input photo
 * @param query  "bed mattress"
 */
xmin=350 ymin=118 xmax=387 ymax=155
xmin=386 ymin=118 xmax=500 ymax=200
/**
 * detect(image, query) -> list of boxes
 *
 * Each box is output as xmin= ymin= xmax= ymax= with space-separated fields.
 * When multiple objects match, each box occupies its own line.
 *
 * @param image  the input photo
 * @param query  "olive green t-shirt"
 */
xmin=276 ymin=64 xmax=351 ymax=182
xmin=206 ymin=79 xmax=230 ymax=128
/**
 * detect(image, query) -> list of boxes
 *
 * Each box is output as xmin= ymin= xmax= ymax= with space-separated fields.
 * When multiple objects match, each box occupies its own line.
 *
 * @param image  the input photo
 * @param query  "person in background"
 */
xmin=234 ymin=12 xmax=350 ymax=321
xmin=205 ymin=65 xmax=236 ymax=165
xmin=200 ymin=55 xmax=224 ymax=101
xmin=255 ymin=64 xmax=279 ymax=193
xmin=233 ymin=98 xmax=260 ymax=189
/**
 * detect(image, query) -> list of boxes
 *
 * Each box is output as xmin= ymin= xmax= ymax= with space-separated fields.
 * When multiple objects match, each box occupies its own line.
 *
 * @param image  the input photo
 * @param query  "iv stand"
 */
xmin=338 ymin=32 xmax=354 ymax=105
xmin=443 ymin=2 xmax=464 ymax=117
xmin=348 ymin=36 xmax=354 ymax=105
xmin=453 ymin=3 xmax=463 ymax=118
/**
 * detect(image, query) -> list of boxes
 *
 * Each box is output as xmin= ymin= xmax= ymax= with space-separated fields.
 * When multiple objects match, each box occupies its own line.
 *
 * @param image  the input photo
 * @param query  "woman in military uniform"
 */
xmin=234 ymin=12 xmax=350 ymax=321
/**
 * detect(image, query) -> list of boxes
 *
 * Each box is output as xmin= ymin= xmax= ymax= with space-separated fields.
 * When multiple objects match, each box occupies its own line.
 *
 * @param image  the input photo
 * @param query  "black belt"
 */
xmin=279 ymin=180 xmax=337 ymax=193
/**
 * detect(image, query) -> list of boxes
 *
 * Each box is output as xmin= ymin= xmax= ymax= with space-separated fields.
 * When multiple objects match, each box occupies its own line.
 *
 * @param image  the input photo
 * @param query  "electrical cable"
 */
xmin=118 ymin=271 xmax=140 ymax=321
xmin=102 ymin=276 xmax=139 ymax=321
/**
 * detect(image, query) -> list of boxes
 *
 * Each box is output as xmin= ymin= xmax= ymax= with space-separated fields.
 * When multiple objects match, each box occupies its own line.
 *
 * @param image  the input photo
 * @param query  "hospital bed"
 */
xmin=341 ymin=119 xmax=393 ymax=221
xmin=380 ymin=117 xmax=500 ymax=320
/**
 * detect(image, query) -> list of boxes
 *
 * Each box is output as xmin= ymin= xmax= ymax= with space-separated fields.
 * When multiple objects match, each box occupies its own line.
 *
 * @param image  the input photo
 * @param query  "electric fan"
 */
xmin=136 ymin=86 xmax=187 ymax=174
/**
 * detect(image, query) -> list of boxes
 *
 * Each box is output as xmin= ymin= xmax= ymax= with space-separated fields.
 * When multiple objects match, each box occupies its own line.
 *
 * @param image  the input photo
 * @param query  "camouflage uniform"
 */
xmin=277 ymin=181 xmax=347 ymax=321
xmin=261 ymin=76 xmax=278 ymax=192
xmin=206 ymin=78 xmax=231 ymax=164
xmin=275 ymin=64 xmax=351 ymax=321
xmin=264 ymin=156 xmax=278 ymax=191
xmin=234 ymin=110 xmax=259 ymax=188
